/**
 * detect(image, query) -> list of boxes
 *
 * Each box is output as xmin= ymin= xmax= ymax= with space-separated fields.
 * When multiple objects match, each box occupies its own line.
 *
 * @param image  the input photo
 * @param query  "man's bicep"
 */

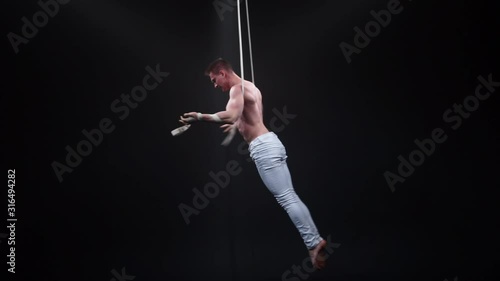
xmin=226 ymin=88 xmax=244 ymax=115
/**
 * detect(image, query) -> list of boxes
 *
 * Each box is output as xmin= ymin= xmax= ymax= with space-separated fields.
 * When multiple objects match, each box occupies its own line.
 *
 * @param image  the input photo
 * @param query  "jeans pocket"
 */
xmin=280 ymin=145 xmax=288 ymax=162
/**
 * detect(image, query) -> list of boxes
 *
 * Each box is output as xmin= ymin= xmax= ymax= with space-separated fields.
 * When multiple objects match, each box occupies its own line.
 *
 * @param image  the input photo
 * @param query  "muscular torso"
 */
xmin=229 ymin=80 xmax=269 ymax=143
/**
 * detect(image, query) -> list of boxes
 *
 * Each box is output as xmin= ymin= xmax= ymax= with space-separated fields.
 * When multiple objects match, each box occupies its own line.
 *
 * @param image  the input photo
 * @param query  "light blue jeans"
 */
xmin=248 ymin=132 xmax=323 ymax=250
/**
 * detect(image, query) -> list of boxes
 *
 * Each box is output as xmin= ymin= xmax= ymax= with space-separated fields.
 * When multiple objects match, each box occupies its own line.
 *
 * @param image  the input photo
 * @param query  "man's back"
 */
xmin=232 ymin=80 xmax=269 ymax=143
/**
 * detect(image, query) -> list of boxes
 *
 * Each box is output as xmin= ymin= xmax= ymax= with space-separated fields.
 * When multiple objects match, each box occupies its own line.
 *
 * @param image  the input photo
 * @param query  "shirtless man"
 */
xmin=179 ymin=58 xmax=327 ymax=269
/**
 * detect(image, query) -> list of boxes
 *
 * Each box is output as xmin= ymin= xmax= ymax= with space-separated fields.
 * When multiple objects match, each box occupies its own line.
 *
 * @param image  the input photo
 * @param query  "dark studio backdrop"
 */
xmin=1 ymin=0 xmax=499 ymax=280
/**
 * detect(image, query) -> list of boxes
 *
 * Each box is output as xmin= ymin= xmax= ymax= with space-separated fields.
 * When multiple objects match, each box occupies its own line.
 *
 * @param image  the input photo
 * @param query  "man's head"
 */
xmin=205 ymin=58 xmax=235 ymax=92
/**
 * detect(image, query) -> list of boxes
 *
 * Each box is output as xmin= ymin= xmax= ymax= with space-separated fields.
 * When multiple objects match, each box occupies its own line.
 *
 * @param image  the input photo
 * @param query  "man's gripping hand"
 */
xmin=179 ymin=112 xmax=202 ymax=124
xmin=180 ymin=111 xmax=224 ymax=124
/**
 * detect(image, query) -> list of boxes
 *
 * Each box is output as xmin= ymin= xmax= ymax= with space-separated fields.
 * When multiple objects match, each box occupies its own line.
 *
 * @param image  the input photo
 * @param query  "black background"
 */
xmin=1 ymin=0 xmax=499 ymax=280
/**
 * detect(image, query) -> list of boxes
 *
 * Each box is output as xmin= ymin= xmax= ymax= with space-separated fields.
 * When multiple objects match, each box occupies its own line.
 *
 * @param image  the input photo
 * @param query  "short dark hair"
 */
xmin=205 ymin=58 xmax=233 ymax=75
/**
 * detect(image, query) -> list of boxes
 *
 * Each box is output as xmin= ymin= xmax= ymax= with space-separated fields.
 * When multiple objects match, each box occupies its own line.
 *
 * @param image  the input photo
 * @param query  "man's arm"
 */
xmin=180 ymin=86 xmax=244 ymax=124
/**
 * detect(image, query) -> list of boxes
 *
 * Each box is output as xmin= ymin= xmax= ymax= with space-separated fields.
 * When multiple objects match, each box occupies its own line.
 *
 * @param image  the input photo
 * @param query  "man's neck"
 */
xmin=229 ymin=74 xmax=243 ymax=88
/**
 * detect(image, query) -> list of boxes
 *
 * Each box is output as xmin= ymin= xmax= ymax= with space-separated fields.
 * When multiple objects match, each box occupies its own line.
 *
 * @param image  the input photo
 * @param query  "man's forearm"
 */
xmin=198 ymin=111 xmax=237 ymax=123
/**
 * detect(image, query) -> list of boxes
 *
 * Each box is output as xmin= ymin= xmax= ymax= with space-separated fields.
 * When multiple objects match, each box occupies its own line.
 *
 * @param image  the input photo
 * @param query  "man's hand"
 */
xmin=220 ymin=123 xmax=235 ymax=133
xmin=220 ymin=122 xmax=238 ymax=146
xmin=179 ymin=112 xmax=200 ymax=124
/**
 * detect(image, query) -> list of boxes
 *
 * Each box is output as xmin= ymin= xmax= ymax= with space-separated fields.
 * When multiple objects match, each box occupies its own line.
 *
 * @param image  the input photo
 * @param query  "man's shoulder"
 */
xmin=230 ymin=81 xmax=260 ymax=99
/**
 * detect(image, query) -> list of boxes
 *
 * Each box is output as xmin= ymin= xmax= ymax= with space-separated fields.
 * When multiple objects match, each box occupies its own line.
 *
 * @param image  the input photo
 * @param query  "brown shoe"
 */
xmin=308 ymin=239 xmax=327 ymax=270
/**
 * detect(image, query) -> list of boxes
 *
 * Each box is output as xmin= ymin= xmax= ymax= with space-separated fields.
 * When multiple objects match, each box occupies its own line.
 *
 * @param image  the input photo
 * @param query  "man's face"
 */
xmin=209 ymin=71 xmax=228 ymax=92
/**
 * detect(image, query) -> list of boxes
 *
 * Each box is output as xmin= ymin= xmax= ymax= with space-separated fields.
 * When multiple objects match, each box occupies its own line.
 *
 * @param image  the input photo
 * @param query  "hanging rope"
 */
xmin=245 ymin=0 xmax=254 ymax=84
xmin=221 ymin=0 xmax=255 ymax=146
xmin=237 ymin=0 xmax=245 ymax=95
